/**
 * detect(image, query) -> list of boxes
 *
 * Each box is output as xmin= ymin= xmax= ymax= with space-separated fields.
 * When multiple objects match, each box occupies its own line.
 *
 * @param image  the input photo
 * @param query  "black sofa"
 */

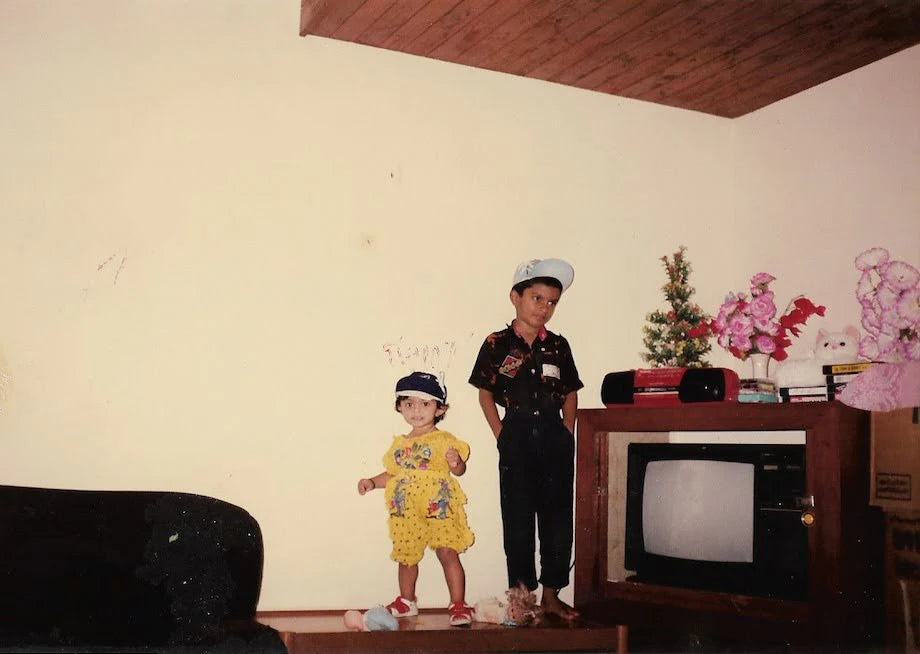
xmin=0 ymin=484 xmax=286 ymax=653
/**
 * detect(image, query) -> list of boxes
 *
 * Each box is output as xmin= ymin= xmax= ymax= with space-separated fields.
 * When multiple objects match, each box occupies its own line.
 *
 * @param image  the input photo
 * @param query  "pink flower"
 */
xmin=861 ymin=309 xmax=881 ymax=333
xmin=855 ymin=247 xmax=889 ymax=271
xmin=897 ymin=288 xmax=920 ymax=324
xmin=883 ymin=261 xmax=920 ymax=291
xmin=731 ymin=335 xmax=753 ymax=352
xmin=856 ymin=272 xmax=876 ymax=301
xmin=716 ymin=293 xmax=742 ymax=317
xmin=752 ymin=317 xmax=779 ymax=335
xmin=855 ymin=247 xmax=920 ymax=361
xmin=753 ymin=334 xmax=777 ymax=354
xmin=859 ymin=336 xmax=880 ymax=360
xmin=750 ymin=272 xmax=775 ymax=288
xmin=728 ymin=314 xmax=753 ymax=337
xmin=749 ymin=292 xmax=776 ymax=321
xmin=879 ymin=311 xmax=903 ymax=335
xmin=905 ymin=337 xmax=920 ymax=360
xmin=877 ymin=331 xmax=898 ymax=356
xmin=877 ymin=282 xmax=901 ymax=308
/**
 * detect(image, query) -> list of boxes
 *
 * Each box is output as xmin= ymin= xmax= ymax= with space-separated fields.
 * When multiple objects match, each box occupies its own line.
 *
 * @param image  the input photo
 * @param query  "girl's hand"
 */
xmin=357 ymin=478 xmax=375 ymax=495
xmin=445 ymin=447 xmax=460 ymax=469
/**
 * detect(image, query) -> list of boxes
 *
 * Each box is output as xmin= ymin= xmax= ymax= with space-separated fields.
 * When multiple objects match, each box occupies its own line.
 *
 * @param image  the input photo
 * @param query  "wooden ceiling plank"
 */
xmin=381 ymin=0 xmax=465 ymax=51
xmin=411 ymin=0 xmax=501 ymax=57
xmin=355 ymin=0 xmax=432 ymax=47
xmin=685 ymin=1 xmax=905 ymax=116
xmin=569 ymin=0 xmax=731 ymax=90
xmin=527 ymin=0 xmax=681 ymax=81
xmin=434 ymin=0 xmax=581 ymax=62
xmin=334 ymin=0 xmax=399 ymax=42
xmin=656 ymin=1 xmax=850 ymax=113
xmin=713 ymin=36 xmax=918 ymax=117
xmin=425 ymin=0 xmax=516 ymax=60
xmin=512 ymin=1 xmax=648 ymax=77
xmin=497 ymin=0 xmax=625 ymax=77
xmin=469 ymin=0 xmax=585 ymax=69
xmin=450 ymin=0 xmax=559 ymax=67
xmin=300 ymin=0 xmax=368 ymax=37
xmin=300 ymin=0 xmax=315 ymax=36
xmin=597 ymin=1 xmax=786 ymax=97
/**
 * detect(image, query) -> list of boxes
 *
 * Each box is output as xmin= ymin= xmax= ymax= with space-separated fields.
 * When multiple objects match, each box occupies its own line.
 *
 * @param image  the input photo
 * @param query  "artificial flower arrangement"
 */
xmin=709 ymin=273 xmax=826 ymax=361
xmin=855 ymin=247 xmax=920 ymax=361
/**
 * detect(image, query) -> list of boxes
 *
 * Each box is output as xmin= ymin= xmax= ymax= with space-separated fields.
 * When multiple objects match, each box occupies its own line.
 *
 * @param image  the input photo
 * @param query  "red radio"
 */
xmin=601 ymin=367 xmax=740 ymax=407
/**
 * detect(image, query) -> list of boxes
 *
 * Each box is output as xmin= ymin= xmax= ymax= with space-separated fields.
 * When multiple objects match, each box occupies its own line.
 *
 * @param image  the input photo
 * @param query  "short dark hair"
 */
xmin=395 ymin=396 xmax=448 ymax=424
xmin=511 ymin=276 xmax=563 ymax=296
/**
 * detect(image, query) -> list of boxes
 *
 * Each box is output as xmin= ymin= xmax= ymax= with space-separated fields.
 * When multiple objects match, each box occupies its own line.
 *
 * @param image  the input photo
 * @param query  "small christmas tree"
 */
xmin=641 ymin=246 xmax=712 ymax=368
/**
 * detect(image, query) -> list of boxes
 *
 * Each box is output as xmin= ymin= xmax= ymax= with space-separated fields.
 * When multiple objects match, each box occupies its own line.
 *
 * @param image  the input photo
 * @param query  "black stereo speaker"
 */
xmin=678 ymin=368 xmax=738 ymax=402
xmin=600 ymin=370 xmax=636 ymax=404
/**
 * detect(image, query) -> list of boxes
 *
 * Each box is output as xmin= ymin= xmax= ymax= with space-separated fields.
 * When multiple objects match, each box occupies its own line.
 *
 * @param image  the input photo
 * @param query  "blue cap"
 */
xmin=395 ymin=371 xmax=447 ymax=403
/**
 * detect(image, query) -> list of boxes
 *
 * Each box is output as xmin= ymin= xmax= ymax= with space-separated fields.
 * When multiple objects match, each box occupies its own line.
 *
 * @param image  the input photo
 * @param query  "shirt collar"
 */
xmin=511 ymin=321 xmax=547 ymax=342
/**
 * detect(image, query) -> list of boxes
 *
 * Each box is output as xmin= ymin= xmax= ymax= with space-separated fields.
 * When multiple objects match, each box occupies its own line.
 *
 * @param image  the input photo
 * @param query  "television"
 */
xmin=625 ymin=442 xmax=808 ymax=600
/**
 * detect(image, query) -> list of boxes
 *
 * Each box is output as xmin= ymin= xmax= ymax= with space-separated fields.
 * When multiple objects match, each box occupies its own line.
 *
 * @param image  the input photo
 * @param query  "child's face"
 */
xmin=511 ymin=282 xmax=561 ymax=331
xmin=397 ymin=397 xmax=445 ymax=431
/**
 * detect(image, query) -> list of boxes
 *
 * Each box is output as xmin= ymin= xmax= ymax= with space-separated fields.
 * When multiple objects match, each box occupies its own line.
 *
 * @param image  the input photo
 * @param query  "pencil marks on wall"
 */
xmin=382 ymin=338 xmax=457 ymax=382
xmin=82 ymin=253 xmax=128 ymax=301
xmin=98 ymin=254 xmax=128 ymax=285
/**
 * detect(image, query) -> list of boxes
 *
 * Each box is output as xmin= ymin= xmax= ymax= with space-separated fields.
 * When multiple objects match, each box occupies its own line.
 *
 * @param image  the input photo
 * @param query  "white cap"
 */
xmin=511 ymin=258 xmax=574 ymax=292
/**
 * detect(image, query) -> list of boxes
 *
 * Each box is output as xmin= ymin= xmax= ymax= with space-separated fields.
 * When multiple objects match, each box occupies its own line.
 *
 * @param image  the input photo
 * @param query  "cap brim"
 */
xmin=396 ymin=390 xmax=444 ymax=402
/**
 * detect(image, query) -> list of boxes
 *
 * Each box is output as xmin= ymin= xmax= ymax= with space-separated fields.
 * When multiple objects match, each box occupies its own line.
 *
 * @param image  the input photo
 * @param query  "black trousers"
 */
xmin=497 ymin=411 xmax=575 ymax=591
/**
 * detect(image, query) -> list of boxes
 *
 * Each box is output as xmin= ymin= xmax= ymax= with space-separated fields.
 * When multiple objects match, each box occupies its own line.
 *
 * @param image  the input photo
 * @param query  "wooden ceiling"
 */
xmin=300 ymin=0 xmax=920 ymax=118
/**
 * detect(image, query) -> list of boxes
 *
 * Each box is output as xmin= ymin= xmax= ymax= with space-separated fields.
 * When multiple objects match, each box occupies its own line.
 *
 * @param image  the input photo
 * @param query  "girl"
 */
xmin=357 ymin=371 xmax=475 ymax=626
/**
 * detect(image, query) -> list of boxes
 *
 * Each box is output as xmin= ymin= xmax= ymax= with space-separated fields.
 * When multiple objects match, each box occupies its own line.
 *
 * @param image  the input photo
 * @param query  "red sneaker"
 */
xmin=448 ymin=601 xmax=473 ymax=627
xmin=386 ymin=595 xmax=418 ymax=617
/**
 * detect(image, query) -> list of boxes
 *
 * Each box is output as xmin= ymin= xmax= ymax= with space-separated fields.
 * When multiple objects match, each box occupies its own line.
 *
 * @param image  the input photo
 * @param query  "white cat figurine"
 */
xmin=775 ymin=326 xmax=861 ymax=388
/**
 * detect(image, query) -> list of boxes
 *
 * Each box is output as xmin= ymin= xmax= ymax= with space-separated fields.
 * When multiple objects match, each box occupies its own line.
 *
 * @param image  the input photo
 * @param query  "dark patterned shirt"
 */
xmin=468 ymin=324 xmax=583 ymax=413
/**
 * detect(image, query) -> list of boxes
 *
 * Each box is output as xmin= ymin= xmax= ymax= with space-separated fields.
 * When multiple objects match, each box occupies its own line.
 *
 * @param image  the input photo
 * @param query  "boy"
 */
xmin=468 ymin=258 xmax=583 ymax=620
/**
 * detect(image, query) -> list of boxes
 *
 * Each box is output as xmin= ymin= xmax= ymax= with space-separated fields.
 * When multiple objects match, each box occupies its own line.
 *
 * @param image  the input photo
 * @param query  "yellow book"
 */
xmin=820 ymin=361 xmax=873 ymax=375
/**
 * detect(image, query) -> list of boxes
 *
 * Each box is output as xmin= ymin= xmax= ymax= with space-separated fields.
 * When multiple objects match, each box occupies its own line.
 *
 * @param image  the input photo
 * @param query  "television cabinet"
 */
xmin=574 ymin=403 xmax=884 ymax=650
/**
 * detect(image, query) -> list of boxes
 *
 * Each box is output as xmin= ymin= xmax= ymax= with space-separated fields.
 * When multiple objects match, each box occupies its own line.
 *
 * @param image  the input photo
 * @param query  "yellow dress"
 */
xmin=382 ymin=429 xmax=475 ymax=565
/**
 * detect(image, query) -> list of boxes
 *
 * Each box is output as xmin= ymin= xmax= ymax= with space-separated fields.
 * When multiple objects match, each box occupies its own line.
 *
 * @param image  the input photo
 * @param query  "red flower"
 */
xmin=779 ymin=297 xmax=826 ymax=336
xmin=687 ymin=323 xmax=711 ymax=338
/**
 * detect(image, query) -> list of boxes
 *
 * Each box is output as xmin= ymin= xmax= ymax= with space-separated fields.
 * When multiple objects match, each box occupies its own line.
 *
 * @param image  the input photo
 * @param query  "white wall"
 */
xmin=731 ymin=44 xmax=920 ymax=356
xmin=0 ymin=2 xmax=916 ymax=610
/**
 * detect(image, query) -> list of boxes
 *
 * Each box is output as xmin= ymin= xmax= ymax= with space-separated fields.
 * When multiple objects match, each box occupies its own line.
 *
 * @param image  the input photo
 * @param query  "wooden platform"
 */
xmin=258 ymin=610 xmax=626 ymax=653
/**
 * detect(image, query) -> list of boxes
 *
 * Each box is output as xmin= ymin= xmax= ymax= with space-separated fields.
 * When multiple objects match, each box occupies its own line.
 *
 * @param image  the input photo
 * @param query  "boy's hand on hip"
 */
xmin=445 ymin=447 xmax=460 ymax=468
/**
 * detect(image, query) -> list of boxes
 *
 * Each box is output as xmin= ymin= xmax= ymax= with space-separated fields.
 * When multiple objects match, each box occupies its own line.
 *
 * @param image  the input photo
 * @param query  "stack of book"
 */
xmin=738 ymin=377 xmax=778 ymax=403
xmin=777 ymin=361 xmax=873 ymax=403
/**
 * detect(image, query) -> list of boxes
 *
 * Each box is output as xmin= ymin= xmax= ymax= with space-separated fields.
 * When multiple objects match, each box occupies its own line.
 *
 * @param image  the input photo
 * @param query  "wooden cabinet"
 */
xmin=574 ymin=403 xmax=883 ymax=649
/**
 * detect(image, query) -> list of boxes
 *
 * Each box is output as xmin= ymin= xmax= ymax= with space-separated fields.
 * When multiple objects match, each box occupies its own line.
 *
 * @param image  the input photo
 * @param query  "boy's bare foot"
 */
xmin=541 ymin=590 xmax=579 ymax=621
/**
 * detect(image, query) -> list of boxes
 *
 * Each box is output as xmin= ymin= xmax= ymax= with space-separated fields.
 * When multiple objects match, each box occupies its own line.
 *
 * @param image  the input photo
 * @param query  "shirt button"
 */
xmin=533 ymin=409 xmax=540 ymax=416
xmin=530 ymin=369 xmax=535 ymax=373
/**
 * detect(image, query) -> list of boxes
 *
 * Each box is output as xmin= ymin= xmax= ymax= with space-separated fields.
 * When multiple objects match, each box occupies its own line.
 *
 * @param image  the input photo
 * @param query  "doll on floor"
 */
xmin=474 ymin=583 xmax=543 ymax=627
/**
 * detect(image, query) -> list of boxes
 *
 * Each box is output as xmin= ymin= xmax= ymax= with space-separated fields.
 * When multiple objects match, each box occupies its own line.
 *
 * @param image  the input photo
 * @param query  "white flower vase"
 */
xmin=749 ymin=353 xmax=772 ymax=380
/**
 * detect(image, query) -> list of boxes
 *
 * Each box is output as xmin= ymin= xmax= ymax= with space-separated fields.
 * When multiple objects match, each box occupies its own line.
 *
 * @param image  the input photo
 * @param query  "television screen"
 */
xmin=642 ymin=459 xmax=754 ymax=563
xmin=625 ymin=442 xmax=808 ymax=599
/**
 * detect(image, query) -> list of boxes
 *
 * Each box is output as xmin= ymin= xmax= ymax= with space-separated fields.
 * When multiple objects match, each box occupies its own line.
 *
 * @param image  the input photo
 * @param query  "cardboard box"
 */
xmin=872 ymin=408 xmax=920 ymax=510
xmin=886 ymin=512 xmax=920 ymax=652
